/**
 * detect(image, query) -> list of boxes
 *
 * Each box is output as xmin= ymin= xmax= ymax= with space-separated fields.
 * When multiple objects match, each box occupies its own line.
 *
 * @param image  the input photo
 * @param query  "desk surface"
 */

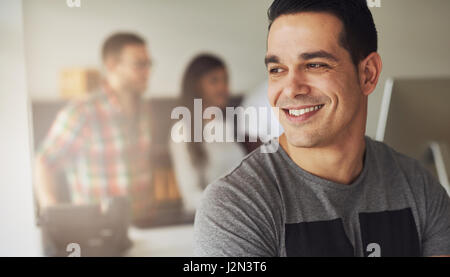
xmin=124 ymin=224 xmax=194 ymax=257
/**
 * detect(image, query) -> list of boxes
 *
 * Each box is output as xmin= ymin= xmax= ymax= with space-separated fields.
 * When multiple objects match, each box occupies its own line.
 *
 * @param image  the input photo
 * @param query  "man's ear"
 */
xmin=358 ymin=52 xmax=382 ymax=96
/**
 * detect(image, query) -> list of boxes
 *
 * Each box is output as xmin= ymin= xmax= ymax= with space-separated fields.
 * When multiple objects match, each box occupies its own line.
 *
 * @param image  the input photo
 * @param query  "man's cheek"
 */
xmin=267 ymin=88 xmax=278 ymax=107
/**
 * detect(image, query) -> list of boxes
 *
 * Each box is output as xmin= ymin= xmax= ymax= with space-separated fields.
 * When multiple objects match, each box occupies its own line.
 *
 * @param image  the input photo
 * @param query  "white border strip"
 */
xmin=429 ymin=142 xmax=450 ymax=196
xmin=375 ymin=78 xmax=394 ymax=142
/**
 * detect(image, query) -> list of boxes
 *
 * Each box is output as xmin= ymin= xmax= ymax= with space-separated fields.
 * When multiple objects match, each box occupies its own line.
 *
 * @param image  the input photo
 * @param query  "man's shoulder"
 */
xmin=58 ymin=92 xmax=105 ymax=118
xmin=367 ymin=137 xmax=424 ymax=172
xmin=366 ymin=137 xmax=437 ymax=191
xmin=200 ymin=141 xmax=284 ymax=226
xmin=204 ymin=141 xmax=281 ymax=198
xmin=224 ymin=140 xmax=279 ymax=178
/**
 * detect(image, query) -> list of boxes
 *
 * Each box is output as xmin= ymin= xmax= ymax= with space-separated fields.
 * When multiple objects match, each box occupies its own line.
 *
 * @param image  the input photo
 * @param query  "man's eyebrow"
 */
xmin=264 ymin=51 xmax=339 ymax=67
xmin=300 ymin=50 xmax=339 ymax=62
xmin=264 ymin=55 xmax=279 ymax=67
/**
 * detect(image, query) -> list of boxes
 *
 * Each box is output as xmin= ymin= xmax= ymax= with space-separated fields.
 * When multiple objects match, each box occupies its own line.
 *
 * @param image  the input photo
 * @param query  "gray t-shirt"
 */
xmin=194 ymin=137 xmax=450 ymax=257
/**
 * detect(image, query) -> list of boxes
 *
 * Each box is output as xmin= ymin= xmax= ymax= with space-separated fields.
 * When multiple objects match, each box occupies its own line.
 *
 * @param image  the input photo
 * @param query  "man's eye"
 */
xmin=269 ymin=67 xmax=283 ymax=74
xmin=306 ymin=63 xmax=328 ymax=69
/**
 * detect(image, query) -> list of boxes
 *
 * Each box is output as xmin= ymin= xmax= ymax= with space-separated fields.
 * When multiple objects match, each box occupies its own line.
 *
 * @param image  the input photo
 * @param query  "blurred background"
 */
xmin=1 ymin=0 xmax=450 ymax=256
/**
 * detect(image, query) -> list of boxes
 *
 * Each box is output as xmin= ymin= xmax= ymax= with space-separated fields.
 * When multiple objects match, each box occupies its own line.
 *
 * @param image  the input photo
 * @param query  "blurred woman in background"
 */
xmin=169 ymin=54 xmax=246 ymax=214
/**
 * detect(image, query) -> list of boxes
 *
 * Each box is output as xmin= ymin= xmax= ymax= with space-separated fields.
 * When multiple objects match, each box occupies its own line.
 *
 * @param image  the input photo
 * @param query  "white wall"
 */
xmin=0 ymin=0 xmax=41 ymax=256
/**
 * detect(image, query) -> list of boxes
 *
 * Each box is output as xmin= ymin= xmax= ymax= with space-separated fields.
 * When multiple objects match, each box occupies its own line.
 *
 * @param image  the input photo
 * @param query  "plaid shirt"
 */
xmin=38 ymin=85 xmax=152 ymax=220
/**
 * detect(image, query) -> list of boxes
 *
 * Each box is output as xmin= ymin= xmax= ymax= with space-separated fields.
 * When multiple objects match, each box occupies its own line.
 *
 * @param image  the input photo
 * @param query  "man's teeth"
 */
xmin=288 ymin=104 xmax=324 ymax=116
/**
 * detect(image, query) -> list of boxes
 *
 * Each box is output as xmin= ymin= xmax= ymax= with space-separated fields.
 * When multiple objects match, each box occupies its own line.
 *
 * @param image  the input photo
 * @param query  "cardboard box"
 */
xmin=60 ymin=68 xmax=101 ymax=100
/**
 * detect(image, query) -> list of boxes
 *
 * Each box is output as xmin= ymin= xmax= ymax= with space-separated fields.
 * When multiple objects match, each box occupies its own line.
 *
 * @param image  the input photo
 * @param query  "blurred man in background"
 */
xmin=34 ymin=32 xmax=153 ymax=222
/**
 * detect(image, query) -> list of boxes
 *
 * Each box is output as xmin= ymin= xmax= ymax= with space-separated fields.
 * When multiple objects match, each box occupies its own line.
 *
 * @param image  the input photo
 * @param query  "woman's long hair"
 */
xmin=180 ymin=53 xmax=227 ymax=170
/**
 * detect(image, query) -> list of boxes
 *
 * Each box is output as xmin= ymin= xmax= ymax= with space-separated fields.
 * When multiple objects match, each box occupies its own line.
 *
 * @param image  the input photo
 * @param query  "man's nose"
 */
xmin=283 ymin=69 xmax=311 ymax=98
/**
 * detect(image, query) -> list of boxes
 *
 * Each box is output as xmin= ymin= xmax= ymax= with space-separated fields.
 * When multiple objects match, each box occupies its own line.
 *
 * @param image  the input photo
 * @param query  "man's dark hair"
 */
xmin=102 ymin=32 xmax=146 ymax=61
xmin=268 ymin=0 xmax=378 ymax=66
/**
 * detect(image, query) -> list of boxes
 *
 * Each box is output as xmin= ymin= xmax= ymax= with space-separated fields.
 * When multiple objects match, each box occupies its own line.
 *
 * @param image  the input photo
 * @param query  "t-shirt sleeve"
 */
xmin=194 ymin=178 xmax=280 ymax=257
xmin=421 ymin=168 xmax=450 ymax=256
xmin=37 ymin=103 xmax=86 ymax=170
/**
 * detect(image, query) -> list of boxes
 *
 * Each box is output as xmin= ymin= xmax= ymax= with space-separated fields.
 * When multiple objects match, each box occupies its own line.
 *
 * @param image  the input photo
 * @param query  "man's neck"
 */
xmin=279 ymin=132 xmax=367 ymax=185
xmin=116 ymin=91 xmax=140 ymax=118
xmin=106 ymin=81 xmax=140 ymax=118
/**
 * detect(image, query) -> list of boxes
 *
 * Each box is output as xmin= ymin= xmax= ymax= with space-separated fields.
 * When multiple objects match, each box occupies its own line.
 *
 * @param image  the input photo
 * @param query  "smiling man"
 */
xmin=194 ymin=0 xmax=450 ymax=257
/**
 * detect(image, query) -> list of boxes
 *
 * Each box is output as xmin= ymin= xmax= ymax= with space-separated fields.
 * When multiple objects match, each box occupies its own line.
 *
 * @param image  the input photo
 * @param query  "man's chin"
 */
xmin=284 ymin=130 xmax=323 ymax=149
